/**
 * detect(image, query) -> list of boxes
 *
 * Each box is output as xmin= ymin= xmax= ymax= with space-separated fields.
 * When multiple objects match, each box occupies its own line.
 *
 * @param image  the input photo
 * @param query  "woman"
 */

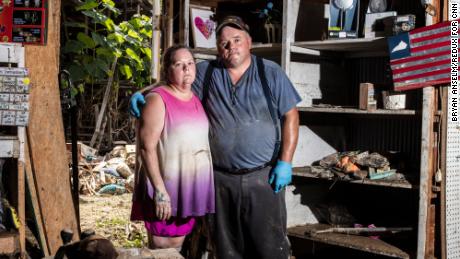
xmin=130 ymin=45 xmax=215 ymax=249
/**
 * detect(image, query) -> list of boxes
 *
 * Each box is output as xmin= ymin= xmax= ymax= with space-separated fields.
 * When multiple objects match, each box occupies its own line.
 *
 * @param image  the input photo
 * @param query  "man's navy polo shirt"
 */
xmin=192 ymin=55 xmax=301 ymax=171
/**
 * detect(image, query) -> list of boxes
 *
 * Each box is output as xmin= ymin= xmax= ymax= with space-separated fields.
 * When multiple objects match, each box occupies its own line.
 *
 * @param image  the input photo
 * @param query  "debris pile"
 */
xmin=70 ymin=142 xmax=136 ymax=196
xmin=314 ymin=151 xmax=406 ymax=181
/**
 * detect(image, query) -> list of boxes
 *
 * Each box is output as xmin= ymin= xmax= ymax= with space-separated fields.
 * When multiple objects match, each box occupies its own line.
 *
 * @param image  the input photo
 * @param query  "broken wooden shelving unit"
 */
xmin=288 ymin=223 xmax=410 ymax=259
xmin=292 ymin=167 xmax=416 ymax=190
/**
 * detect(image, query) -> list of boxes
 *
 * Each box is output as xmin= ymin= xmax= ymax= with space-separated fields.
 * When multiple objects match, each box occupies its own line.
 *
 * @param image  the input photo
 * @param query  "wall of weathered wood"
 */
xmin=25 ymin=0 xmax=79 ymax=254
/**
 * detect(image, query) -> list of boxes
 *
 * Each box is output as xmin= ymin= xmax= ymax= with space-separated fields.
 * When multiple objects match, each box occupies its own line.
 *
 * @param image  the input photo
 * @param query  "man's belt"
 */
xmin=214 ymin=162 xmax=274 ymax=174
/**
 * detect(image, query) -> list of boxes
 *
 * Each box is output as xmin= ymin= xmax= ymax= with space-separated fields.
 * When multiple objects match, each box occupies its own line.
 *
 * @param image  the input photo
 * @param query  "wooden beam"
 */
xmin=25 ymin=134 xmax=50 ymax=257
xmin=90 ymin=58 xmax=117 ymax=147
xmin=0 ymin=233 xmax=19 ymax=255
xmin=151 ymin=0 xmax=161 ymax=81
xmin=180 ymin=0 xmax=190 ymax=46
xmin=165 ymin=0 xmax=174 ymax=48
xmin=440 ymin=86 xmax=447 ymax=259
xmin=417 ymin=87 xmax=436 ymax=259
xmin=25 ymin=0 xmax=79 ymax=254
xmin=281 ymin=0 xmax=300 ymax=75
xmin=17 ymin=127 xmax=25 ymax=259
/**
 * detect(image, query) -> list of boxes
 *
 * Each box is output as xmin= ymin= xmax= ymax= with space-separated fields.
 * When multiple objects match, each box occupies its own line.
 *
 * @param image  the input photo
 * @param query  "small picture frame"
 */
xmin=190 ymin=5 xmax=216 ymax=48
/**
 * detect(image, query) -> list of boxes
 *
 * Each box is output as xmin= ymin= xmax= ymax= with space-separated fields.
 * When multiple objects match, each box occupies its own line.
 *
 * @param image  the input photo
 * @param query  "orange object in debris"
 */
xmin=343 ymin=162 xmax=360 ymax=173
xmin=338 ymin=156 xmax=349 ymax=168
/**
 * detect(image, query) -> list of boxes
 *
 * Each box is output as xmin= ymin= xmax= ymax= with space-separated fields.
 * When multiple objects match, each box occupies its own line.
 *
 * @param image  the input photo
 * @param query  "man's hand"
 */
xmin=154 ymin=188 xmax=171 ymax=221
xmin=129 ymin=92 xmax=146 ymax=118
xmin=269 ymin=160 xmax=292 ymax=193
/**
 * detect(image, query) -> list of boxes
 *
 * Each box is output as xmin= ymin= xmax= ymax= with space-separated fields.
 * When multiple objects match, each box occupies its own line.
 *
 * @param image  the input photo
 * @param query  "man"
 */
xmin=130 ymin=16 xmax=301 ymax=259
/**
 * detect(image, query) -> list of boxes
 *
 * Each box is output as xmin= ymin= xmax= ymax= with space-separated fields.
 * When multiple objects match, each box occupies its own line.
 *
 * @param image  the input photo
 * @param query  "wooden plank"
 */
xmin=24 ymin=0 xmax=79 ymax=254
xmin=281 ymin=0 xmax=300 ymax=74
xmin=417 ymin=87 xmax=436 ymax=259
xmin=17 ymin=127 xmax=25 ymax=259
xmin=293 ymin=167 xmax=415 ymax=189
xmin=180 ymin=0 xmax=190 ymax=46
xmin=288 ymin=224 xmax=410 ymax=258
xmin=426 ymin=204 xmax=436 ymax=257
xmin=90 ymin=59 xmax=117 ymax=147
xmin=0 ymin=232 xmax=19 ymax=255
xmin=298 ymin=107 xmax=417 ymax=115
xmin=293 ymin=38 xmax=388 ymax=52
xmin=165 ymin=0 xmax=174 ymax=48
xmin=151 ymin=0 xmax=161 ymax=81
xmin=440 ymin=86 xmax=447 ymax=259
xmin=24 ymin=135 xmax=50 ymax=257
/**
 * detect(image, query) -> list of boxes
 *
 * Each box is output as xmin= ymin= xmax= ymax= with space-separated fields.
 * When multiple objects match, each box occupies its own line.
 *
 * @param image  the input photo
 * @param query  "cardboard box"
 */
xmin=359 ymin=83 xmax=377 ymax=110
xmin=364 ymin=11 xmax=397 ymax=38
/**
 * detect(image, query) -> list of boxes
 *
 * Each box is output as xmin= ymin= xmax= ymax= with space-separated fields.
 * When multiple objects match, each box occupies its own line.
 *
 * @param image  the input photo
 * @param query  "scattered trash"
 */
xmin=98 ymin=184 xmax=126 ymax=195
xmin=316 ymin=151 xmax=406 ymax=182
xmin=68 ymin=142 xmax=136 ymax=196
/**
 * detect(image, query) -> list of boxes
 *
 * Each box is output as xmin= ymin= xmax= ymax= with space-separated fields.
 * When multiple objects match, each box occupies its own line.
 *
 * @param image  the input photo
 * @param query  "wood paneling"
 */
xmin=24 ymin=0 xmax=79 ymax=254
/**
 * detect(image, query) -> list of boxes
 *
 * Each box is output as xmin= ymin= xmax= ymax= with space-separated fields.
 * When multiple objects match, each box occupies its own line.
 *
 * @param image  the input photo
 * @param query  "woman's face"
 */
xmin=167 ymin=48 xmax=196 ymax=88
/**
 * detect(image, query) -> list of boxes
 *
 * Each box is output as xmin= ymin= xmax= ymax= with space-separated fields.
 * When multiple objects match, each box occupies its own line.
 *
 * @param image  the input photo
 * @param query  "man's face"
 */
xmin=217 ymin=26 xmax=252 ymax=69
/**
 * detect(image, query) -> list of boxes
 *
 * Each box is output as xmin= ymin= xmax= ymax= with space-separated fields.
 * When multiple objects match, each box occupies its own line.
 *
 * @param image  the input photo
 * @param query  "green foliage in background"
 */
xmin=62 ymin=0 xmax=153 ymax=92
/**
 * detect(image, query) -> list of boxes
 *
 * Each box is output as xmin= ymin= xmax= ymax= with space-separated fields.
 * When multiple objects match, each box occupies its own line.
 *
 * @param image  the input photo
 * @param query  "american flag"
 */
xmin=388 ymin=20 xmax=456 ymax=91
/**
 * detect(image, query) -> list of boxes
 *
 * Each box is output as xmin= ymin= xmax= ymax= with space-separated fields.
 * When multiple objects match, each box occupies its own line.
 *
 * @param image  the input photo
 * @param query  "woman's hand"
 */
xmin=154 ymin=187 xmax=171 ymax=221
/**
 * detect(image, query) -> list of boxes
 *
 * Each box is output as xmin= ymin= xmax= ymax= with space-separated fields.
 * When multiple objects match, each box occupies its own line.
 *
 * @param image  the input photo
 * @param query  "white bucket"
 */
xmin=383 ymin=91 xmax=406 ymax=110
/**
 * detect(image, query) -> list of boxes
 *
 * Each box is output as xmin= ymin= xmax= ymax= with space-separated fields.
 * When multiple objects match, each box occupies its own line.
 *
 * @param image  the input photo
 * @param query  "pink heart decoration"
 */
xmin=195 ymin=17 xmax=214 ymax=39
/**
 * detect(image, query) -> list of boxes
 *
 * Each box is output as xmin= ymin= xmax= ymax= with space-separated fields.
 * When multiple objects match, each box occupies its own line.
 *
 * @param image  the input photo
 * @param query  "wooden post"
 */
xmin=90 ymin=58 xmax=117 ymax=147
xmin=180 ymin=0 xmax=190 ymax=46
xmin=440 ymin=86 xmax=447 ymax=259
xmin=17 ymin=127 xmax=25 ymax=259
xmin=151 ymin=0 xmax=161 ymax=81
xmin=165 ymin=0 xmax=174 ymax=48
xmin=417 ymin=86 xmax=436 ymax=259
xmin=25 ymin=0 xmax=79 ymax=253
xmin=281 ymin=0 xmax=300 ymax=75
xmin=24 ymin=135 xmax=49 ymax=256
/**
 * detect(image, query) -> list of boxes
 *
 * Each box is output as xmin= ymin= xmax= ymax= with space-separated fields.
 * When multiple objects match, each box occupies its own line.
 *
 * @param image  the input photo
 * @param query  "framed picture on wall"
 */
xmin=190 ymin=5 xmax=216 ymax=48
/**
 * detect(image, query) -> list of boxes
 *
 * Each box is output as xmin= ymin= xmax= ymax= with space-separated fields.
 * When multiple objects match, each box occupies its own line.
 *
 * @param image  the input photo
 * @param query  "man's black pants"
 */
xmin=214 ymin=166 xmax=290 ymax=259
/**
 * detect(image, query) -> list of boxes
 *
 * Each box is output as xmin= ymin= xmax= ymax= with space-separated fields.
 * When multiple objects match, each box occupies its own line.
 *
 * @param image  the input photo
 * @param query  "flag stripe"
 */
xmin=393 ymin=63 xmax=450 ymax=79
xmin=410 ymin=31 xmax=451 ymax=43
xmin=411 ymin=36 xmax=451 ymax=48
xmin=411 ymin=41 xmax=450 ymax=53
xmin=390 ymin=50 xmax=451 ymax=65
xmin=393 ymin=68 xmax=450 ymax=82
xmin=394 ymin=78 xmax=451 ymax=91
xmin=395 ymin=74 xmax=450 ymax=85
xmin=391 ymin=54 xmax=451 ymax=69
xmin=410 ymin=26 xmax=450 ymax=39
xmin=392 ymin=59 xmax=451 ymax=74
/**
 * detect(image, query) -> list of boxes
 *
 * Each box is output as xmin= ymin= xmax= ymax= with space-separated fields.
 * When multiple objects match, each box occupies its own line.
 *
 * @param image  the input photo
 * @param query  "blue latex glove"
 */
xmin=269 ymin=160 xmax=292 ymax=193
xmin=129 ymin=92 xmax=146 ymax=118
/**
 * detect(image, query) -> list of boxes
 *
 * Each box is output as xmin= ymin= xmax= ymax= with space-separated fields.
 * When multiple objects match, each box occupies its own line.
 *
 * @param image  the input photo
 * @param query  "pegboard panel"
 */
xmin=446 ymin=81 xmax=460 ymax=257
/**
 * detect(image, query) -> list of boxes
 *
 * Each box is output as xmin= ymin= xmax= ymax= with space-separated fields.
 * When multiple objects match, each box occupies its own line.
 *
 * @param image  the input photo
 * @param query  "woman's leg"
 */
xmin=147 ymin=232 xmax=186 ymax=249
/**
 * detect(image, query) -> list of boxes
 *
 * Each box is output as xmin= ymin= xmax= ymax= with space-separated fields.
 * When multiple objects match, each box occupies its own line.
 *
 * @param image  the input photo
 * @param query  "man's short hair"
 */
xmin=216 ymin=15 xmax=250 ymax=36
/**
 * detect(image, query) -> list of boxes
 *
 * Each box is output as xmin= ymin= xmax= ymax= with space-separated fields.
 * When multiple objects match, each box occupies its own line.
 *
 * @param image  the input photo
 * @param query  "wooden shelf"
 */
xmin=293 ymin=167 xmax=416 ymax=189
xmin=297 ymin=106 xmax=417 ymax=116
xmin=192 ymin=43 xmax=282 ymax=59
xmin=292 ymin=38 xmax=388 ymax=53
xmin=288 ymin=224 xmax=410 ymax=259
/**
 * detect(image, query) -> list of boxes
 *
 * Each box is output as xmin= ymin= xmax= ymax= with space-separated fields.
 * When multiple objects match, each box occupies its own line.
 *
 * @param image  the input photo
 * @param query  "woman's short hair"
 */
xmin=161 ymin=45 xmax=194 ymax=83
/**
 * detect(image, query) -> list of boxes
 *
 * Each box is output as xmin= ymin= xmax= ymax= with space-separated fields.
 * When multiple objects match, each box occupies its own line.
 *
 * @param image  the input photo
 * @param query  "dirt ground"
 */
xmin=79 ymin=193 xmax=147 ymax=248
